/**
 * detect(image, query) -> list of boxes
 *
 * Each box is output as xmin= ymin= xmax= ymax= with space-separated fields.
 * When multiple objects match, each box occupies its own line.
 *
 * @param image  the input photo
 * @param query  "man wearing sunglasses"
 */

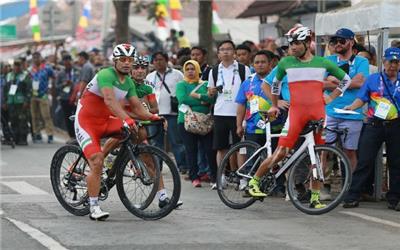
xmin=74 ymin=44 xmax=160 ymax=220
xmin=324 ymin=28 xmax=369 ymax=174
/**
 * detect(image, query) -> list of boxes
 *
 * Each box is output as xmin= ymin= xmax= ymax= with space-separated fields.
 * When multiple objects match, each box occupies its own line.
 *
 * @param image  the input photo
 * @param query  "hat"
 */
xmin=384 ymin=47 xmax=400 ymax=61
xmin=332 ymin=28 xmax=355 ymax=40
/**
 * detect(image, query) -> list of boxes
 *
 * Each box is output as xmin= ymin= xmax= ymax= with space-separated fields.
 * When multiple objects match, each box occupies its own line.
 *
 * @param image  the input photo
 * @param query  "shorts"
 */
xmin=325 ymin=115 xmax=363 ymax=150
xmin=75 ymin=102 xmax=123 ymax=159
xmin=278 ymin=105 xmax=325 ymax=149
xmin=213 ymin=116 xmax=240 ymax=150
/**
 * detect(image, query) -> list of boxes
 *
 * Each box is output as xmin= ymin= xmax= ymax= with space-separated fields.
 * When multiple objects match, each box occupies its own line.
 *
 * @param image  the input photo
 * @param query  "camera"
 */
xmin=216 ymin=85 xmax=223 ymax=93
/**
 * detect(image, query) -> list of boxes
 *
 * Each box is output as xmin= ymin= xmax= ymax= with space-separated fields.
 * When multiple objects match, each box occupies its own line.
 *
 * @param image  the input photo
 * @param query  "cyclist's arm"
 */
xmin=127 ymin=95 xmax=155 ymax=121
xmin=101 ymin=87 xmax=130 ymax=120
xmin=345 ymin=98 xmax=365 ymax=110
xmin=144 ymin=94 xmax=159 ymax=114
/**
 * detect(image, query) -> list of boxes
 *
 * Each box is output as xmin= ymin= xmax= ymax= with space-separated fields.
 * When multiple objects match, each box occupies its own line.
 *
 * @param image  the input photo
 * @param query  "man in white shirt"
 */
xmin=146 ymin=51 xmax=188 ymax=172
xmin=208 ymin=40 xmax=251 ymax=189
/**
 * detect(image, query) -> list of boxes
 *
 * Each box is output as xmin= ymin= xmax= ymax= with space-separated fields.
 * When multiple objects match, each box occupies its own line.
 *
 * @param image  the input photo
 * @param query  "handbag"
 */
xmin=184 ymin=107 xmax=214 ymax=135
xmin=158 ymin=72 xmax=178 ymax=113
xmin=184 ymin=82 xmax=213 ymax=135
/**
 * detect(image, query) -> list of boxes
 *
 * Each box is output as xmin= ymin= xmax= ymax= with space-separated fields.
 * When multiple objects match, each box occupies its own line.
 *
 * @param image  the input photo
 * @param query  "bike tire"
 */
xmin=217 ymin=140 xmax=264 ymax=209
xmin=50 ymin=144 xmax=90 ymax=216
xmin=116 ymin=144 xmax=181 ymax=220
xmin=287 ymin=145 xmax=352 ymax=215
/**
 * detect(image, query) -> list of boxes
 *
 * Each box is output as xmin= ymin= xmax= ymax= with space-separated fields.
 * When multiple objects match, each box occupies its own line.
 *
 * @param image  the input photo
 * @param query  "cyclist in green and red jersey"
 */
xmin=75 ymin=44 xmax=160 ymax=220
xmin=248 ymin=27 xmax=352 ymax=209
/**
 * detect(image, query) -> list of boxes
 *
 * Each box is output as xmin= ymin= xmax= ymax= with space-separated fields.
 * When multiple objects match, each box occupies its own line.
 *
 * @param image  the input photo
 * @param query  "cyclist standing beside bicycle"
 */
xmin=74 ymin=44 xmax=160 ymax=220
xmin=248 ymin=27 xmax=352 ymax=209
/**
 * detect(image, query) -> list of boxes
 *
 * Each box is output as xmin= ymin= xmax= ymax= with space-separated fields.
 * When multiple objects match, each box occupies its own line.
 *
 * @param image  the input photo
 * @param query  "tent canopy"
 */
xmin=315 ymin=0 xmax=400 ymax=36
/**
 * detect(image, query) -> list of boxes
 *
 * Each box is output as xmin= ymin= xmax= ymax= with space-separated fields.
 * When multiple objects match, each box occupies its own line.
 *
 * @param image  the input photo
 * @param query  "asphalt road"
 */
xmin=1 ymin=140 xmax=399 ymax=250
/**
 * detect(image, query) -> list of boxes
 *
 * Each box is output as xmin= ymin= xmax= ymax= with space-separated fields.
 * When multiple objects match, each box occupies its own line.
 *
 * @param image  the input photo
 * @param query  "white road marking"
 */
xmin=340 ymin=211 xmax=400 ymax=228
xmin=0 ymin=210 xmax=3 ymax=215
xmin=0 ymin=181 xmax=49 ymax=195
xmin=0 ymin=175 xmax=49 ymax=179
xmin=5 ymin=217 xmax=69 ymax=250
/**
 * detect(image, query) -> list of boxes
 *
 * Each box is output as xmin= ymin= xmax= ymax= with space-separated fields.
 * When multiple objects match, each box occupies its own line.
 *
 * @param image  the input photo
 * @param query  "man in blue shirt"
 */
xmin=343 ymin=47 xmax=400 ymax=211
xmin=29 ymin=51 xmax=55 ymax=143
xmin=235 ymin=50 xmax=286 ymax=195
xmin=324 ymin=28 xmax=369 ymax=171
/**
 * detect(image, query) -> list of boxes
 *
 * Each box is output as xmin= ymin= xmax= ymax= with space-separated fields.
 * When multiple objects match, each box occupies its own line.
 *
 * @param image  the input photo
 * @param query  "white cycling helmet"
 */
xmin=286 ymin=26 xmax=312 ymax=43
xmin=133 ymin=55 xmax=150 ymax=66
xmin=113 ymin=43 xmax=136 ymax=59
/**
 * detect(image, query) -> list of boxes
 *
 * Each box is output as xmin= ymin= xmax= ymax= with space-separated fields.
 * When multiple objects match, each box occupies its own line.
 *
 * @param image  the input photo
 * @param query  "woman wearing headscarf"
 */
xmin=176 ymin=60 xmax=216 ymax=187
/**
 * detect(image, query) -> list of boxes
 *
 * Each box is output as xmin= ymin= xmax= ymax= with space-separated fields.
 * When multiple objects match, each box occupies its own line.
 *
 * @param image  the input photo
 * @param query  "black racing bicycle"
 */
xmin=50 ymin=120 xmax=181 ymax=220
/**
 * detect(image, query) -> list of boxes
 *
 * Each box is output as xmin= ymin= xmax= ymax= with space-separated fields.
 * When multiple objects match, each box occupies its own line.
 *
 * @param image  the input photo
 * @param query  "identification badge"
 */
xmin=8 ymin=84 xmax=18 ymax=95
xmin=256 ymin=119 xmax=266 ymax=129
xmin=374 ymin=102 xmax=391 ymax=119
xmin=32 ymin=80 xmax=39 ymax=90
xmin=249 ymin=98 xmax=259 ymax=114
xmin=239 ymin=147 xmax=247 ymax=155
xmin=223 ymin=89 xmax=232 ymax=101
xmin=63 ymin=86 xmax=71 ymax=93
xmin=179 ymin=104 xmax=189 ymax=113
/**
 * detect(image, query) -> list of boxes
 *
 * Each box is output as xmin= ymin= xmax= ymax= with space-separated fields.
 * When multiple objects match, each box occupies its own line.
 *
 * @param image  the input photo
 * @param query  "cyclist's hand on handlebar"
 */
xmin=268 ymin=106 xmax=280 ymax=118
xmin=149 ymin=114 xmax=161 ymax=121
xmin=123 ymin=117 xmax=138 ymax=133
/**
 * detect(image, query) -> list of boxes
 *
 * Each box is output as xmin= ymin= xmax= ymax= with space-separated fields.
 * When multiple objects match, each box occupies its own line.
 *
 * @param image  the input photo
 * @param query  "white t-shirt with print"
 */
xmin=208 ymin=61 xmax=251 ymax=116
xmin=146 ymin=68 xmax=183 ymax=115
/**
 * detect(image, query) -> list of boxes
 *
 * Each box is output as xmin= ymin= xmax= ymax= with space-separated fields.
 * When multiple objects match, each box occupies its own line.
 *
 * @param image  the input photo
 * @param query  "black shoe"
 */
xmin=343 ymin=200 xmax=359 ymax=208
xmin=387 ymin=202 xmax=400 ymax=211
xmin=16 ymin=140 xmax=28 ymax=146
xmin=48 ymin=135 xmax=54 ymax=144
xmin=33 ymin=134 xmax=43 ymax=143
xmin=158 ymin=198 xmax=183 ymax=209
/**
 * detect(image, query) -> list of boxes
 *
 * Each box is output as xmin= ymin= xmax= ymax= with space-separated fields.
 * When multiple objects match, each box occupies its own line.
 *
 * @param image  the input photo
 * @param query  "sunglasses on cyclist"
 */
xmin=133 ymin=65 xmax=148 ymax=69
xmin=329 ymin=38 xmax=347 ymax=45
xmin=118 ymin=57 xmax=134 ymax=63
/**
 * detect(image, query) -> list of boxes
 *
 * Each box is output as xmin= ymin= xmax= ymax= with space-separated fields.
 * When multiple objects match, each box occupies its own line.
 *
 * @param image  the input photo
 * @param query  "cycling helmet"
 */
xmin=113 ymin=43 xmax=136 ymax=59
xmin=133 ymin=55 xmax=150 ymax=66
xmin=286 ymin=26 xmax=312 ymax=43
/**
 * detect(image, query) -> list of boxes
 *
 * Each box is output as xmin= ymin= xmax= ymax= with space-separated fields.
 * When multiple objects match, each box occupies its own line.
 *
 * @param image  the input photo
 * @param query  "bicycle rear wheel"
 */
xmin=217 ymin=141 xmax=266 ymax=209
xmin=287 ymin=145 xmax=352 ymax=215
xmin=116 ymin=144 xmax=181 ymax=220
xmin=50 ymin=145 xmax=90 ymax=216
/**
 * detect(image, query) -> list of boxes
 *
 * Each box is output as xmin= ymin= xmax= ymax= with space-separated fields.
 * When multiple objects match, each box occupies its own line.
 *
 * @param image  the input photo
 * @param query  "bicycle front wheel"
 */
xmin=116 ymin=144 xmax=181 ymax=220
xmin=217 ymin=140 xmax=266 ymax=209
xmin=50 ymin=144 xmax=90 ymax=216
xmin=287 ymin=145 xmax=352 ymax=215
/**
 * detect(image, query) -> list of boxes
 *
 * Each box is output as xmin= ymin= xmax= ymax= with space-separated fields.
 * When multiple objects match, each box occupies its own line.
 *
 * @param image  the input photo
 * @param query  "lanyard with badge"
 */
xmin=218 ymin=64 xmax=237 ymax=102
xmin=248 ymin=75 xmax=260 ymax=115
xmin=8 ymin=75 xmax=21 ymax=96
xmin=374 ymin=74 xmax=400 ymax=119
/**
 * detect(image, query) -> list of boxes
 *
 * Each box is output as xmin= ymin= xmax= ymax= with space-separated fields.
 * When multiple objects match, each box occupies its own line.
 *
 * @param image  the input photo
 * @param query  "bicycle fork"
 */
xmin=307 ymin=143 xmax=325 ymax=182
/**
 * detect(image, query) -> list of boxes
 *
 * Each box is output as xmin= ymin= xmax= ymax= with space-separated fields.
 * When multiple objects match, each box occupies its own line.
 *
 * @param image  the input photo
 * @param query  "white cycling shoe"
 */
xmin=89 ymin=205 xmax=109 ymax=221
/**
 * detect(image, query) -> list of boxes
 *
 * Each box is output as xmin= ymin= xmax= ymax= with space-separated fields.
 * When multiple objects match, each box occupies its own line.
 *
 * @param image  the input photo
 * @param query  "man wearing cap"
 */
xmin=343 ymin=47 xmax=400 ymax=211
xmin=324 ymin=28 xmax=369 ymax=171
xmin=4 ymin=60 xmax=32 ymax=145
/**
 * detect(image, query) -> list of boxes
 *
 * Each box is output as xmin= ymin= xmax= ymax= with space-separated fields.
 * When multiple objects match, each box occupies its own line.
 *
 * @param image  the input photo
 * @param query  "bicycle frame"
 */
xmin=235 ymin=122 xmax=322 ymax=182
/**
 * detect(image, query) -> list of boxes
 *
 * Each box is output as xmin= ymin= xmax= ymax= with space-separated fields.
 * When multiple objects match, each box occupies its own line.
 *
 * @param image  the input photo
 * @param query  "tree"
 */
xmin=113 ymin=0 xmax=131 ymax=44
xmin=198 ymin=1 xmax=213 ymax=64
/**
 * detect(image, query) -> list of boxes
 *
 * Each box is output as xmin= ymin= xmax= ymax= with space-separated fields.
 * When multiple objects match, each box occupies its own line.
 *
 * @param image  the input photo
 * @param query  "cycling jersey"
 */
xmin=75 ymin=67 xmax=138 ymax=158
xmin=272 ymin=56 xmax=349 ymax=149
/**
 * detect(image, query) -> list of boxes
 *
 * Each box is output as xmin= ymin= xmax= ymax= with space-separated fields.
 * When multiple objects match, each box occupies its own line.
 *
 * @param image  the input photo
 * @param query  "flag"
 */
xmin=155 ymin=0 xmax=169 ymax=41
xmin=29 ymin=0 xmax=41 ymax=42
xmin=76 ymin=0 xmax=91 ymax=37
xmin=169 ymin=0 xmax=182 ymax=31
xmin=212 ymin=0 xmax=222 ymax=34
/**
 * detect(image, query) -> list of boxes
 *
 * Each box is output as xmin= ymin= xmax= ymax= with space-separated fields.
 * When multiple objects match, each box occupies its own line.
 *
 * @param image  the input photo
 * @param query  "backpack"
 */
xmin=212 ymin=63 xmax=246 ymax=86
